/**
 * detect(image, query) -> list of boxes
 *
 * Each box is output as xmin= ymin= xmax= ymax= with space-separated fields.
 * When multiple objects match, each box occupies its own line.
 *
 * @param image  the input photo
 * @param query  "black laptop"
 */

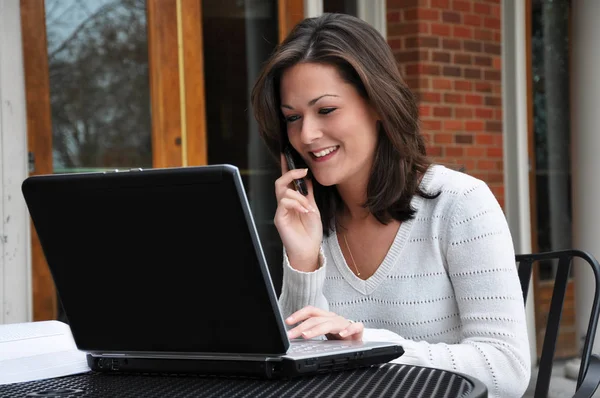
xmin=21 ymin=164 xmax=403 ymax=379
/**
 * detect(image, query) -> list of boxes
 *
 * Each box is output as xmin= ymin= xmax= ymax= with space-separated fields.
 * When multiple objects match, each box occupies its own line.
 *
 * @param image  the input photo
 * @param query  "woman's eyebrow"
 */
xmin=281 ymin=94 xmax=340 ymax=110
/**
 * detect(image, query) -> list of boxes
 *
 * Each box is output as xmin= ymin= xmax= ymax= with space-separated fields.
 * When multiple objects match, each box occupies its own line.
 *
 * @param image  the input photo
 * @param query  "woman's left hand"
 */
xmin=285 ymin=306 xmax=364 ymax=341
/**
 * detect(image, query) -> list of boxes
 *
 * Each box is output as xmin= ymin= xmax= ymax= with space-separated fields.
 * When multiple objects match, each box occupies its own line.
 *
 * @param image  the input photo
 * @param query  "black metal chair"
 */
xmin=516 ymin=250 xmax=600 ymax=398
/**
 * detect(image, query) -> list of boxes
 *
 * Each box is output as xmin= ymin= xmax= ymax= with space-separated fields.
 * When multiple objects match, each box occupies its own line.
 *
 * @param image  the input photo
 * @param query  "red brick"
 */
xmin=475 ymin=108 xmax=494 ymax=118
xmin=477 ymin=160 xmax=497 ymax=170
xmin=454 ymin=80 xmax=472 ymax=91
xmin=486 ymin=121 xmax=502 ymax=132
xmin=442 ymin=38 xmax=461 ymax=50
xmin=442 ymin=11 xmax=462 ymax=24
xmin=434 ymin=133 xmax=454 ymax=144
xmin=475 ymin=82 xmax=492 ymax=92
xmin=452 ymin=0 xmax=471 ymax=12
xmin=388 ymin=39 xmax=403 ymax=50
xmin=405 ymin=36 xmax=440 ymax=48
xmin=474 ymin=29 xmax=493 ymax=41
xmin=454 ymin=54 xmax=472 ymax=65
xmin=419 ymin=105 xmax=432 ymax=117
xmin=428 ymin=146 xmax=443 ymax=156
xmin=455 ymin=107 xmax=473 ymax=118
xmin=431 ymin=0 xmax=451 ymax=8
xmin=446 ymin=147 xmax=464 ymax=157
xmin=463 ymin=40 xmax=482 ymax=52
xmin=464 ymin=68 xmax=482 ymax=79
xmin=487 ymin=147 xmax=503 ymax=157
xmin=453 ymin=26 xmax=473 ymax=39
xmin=467 ymin=147 xmax=486 ymax=156
xmin=387 ymin=11 xmax=401 ymax=23
xmin=444 ymin=93 xmax=463 ymax=104
xmin=433 ymin=106 xmax=453 ymax=117
xmin=465 ymin=94 xmax=483 ymax=105
xmin=474 ymin=55 xmax=492 ymax=67
xmin=474 ymin=3 xmax=492 ymax=15
xmin=455 ymin=134 xmax=473 ymax=144
xmin=464 ymin=14 xmax=482 ymax=27
xmin=444 ymin=120 xmax=463 ymax=131
xmin=432 ymin=78 xmax=453 ymax=90
xmin=475 ymin=133 xmax=494 ymax=146
xmin=433 ymin=51 xmax=451 ymax=63
xmin=465 ymin=120 xmax=484 ymax=131
xmin=443 ymin=66 xmax=462 ymax=77
xmin=484 ymin=17 xmax=501 ymax=30
xmin=431 ymin=23 xmax=452 ymax=36
xmin=493 ymin=57 xmax=502 ymax=69
xmin=485 ymin=96 xmax=501 ymax=106
xmin=423 ymin=120 xmax=442 ymax=131
xmin=420 ymin=92 xmax=442 ymax=103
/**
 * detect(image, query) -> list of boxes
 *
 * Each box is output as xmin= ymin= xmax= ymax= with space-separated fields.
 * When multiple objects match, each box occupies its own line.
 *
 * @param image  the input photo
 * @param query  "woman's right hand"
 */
xmin=274 ymin=153 xmax=323 ymax=272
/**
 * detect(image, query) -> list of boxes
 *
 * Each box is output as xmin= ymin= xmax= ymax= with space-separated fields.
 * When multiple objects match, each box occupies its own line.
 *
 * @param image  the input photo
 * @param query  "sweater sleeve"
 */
xmin=363 ymin=181 xmax=531 ymax=398
xmin=278 ymin=246 xmax=329 ymax=320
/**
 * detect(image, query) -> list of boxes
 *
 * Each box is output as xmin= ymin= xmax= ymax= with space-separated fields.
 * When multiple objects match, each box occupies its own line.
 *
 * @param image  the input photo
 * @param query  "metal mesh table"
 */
xmin=0 ymin=364 xmax=487 ymax=397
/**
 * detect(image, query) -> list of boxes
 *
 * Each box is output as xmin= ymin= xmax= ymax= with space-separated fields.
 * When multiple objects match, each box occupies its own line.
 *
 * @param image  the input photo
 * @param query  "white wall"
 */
xmin=0 ymin=0 xmax=31 ymax=324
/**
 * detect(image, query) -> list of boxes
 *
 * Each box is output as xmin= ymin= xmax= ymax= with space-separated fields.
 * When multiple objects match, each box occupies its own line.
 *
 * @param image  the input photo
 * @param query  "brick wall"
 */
xmin=386 ymin=0 xmax=504 ymax=207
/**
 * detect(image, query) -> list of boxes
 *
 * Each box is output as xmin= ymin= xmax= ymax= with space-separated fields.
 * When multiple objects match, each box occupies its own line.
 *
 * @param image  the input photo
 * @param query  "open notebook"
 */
xmin=20 ymin=165 xmax=403 ymax=379
xmin=0 ymin=321 xmax=89 ymax=385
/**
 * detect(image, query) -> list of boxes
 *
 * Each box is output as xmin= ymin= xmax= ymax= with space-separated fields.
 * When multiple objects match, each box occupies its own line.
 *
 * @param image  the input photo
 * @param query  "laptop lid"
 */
xmin=21 ymin=165 xmax=289 ymax=356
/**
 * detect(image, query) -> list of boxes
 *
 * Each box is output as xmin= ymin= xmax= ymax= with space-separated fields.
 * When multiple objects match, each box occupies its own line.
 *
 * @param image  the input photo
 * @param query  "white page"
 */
xmin=0 ymin=321 xmax=90 ymax=385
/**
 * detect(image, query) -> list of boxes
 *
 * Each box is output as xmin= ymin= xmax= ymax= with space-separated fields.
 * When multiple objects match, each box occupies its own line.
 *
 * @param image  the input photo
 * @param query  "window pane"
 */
xmin=323 ymin=0 xmax=358 ymax=16
xmin=202 ymin=0 xmax=282 ymax=293
xmin=531 ymin=0 xmax=571 ymax=283
xmin=45 ymin=0 xmax=152 ymax=173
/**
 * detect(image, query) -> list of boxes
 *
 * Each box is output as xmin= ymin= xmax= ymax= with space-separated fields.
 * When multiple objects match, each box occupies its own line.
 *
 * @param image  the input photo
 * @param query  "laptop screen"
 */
xmin=22 ymin=165 xmax=288 ymax=355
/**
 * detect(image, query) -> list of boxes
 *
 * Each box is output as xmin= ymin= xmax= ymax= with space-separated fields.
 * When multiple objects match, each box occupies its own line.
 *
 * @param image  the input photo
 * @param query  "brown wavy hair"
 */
xmin=251 ymin=13 xmax=438 ymax=236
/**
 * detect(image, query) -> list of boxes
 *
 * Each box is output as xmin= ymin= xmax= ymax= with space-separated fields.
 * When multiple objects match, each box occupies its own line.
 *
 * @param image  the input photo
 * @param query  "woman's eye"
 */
xmin=285 ymin=115 xmax=300 ymax=123
xmin=319 ymin=108 xmax=336 ymax=115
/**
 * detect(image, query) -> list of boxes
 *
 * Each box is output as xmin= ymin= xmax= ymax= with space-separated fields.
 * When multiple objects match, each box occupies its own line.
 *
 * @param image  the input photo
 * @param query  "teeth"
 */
xmin=312 ymin=146 xmax=338 ymax=158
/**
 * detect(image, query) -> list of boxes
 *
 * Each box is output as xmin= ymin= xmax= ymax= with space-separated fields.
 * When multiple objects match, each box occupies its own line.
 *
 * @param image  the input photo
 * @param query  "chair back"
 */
xmin=516 ymin=250 xmax=600 ymax=398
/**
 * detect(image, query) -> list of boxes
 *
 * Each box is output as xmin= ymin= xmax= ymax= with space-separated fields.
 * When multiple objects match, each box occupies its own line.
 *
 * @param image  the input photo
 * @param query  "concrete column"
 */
xmin=571 ymin=1 xmax=600 ymax=353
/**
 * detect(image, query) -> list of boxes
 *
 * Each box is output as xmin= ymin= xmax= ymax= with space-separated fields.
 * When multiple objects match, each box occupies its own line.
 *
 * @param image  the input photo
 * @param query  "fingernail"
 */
xmin=287 ymin=316 xmax=294 ymax=322
xmin=339 ymin=330 xmax=347 ymax=337
xmin=302 ymin=331 xmax=311 ymax=337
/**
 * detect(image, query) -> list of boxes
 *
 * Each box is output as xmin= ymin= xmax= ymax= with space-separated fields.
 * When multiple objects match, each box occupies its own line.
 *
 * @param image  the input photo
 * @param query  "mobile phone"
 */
xmin=283 ymin=145 xmax=309 ymax=196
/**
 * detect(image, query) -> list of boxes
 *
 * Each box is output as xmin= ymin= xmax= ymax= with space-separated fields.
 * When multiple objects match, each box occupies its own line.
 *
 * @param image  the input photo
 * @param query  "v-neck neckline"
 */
xmin=329 ymin=214 xmax=415 ymax=295
xmin=326 ymin=165 xmax=438 ymax=295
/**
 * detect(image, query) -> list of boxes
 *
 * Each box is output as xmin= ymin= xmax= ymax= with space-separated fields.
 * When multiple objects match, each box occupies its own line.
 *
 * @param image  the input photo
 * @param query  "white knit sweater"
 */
xmin=279 ymin=165 xmax=531 ymax=398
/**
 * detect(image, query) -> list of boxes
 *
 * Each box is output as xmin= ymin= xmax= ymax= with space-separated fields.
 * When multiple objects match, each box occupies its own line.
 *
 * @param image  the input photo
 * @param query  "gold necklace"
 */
xmin=343 ymin=233 xmax=361 ymax=276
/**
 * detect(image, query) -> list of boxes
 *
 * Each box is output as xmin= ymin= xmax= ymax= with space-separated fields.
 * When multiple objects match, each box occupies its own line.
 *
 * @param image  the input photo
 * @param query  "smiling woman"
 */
xmin=251 ymin=13 xmax=531 ymax=398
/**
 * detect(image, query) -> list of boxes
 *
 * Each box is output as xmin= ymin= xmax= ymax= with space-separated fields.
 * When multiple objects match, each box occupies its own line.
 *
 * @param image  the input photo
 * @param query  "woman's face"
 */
xmin=280 ymin=62 xmax=379 ymax=188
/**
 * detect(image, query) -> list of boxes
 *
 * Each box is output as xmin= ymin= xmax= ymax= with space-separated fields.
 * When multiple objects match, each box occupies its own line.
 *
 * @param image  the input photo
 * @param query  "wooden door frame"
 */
xmin=20 ymin=0 xmax=56 ymax=322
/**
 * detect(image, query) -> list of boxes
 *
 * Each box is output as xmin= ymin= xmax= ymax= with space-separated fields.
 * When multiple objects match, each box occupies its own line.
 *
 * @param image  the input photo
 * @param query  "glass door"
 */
xmin=21 ymin=0 xmax=304 ymax=321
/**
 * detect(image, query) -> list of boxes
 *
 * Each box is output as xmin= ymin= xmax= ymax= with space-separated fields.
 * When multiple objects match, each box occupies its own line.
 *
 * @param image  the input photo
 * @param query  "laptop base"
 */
xmin=88 ymin=344 xmax=404 ymax=379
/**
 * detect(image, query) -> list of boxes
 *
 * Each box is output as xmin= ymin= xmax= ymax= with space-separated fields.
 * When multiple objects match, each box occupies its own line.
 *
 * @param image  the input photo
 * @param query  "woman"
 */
xmin=251 ymin=13 xmax=530 ymax=398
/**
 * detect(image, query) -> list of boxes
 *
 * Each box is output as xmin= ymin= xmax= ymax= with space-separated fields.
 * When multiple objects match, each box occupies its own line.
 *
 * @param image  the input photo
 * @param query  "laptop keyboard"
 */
xmin=287 ymin=341 xmax=354 ymax=354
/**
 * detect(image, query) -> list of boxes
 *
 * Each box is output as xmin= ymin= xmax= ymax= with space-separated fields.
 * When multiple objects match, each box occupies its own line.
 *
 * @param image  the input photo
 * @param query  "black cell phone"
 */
xmin=283 ymin=145 xmax=308 ymax=196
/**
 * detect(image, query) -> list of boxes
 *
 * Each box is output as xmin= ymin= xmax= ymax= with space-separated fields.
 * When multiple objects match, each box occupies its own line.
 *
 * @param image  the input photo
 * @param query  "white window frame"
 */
xmin=304 ymin=0 xmax=386 ymax=39
xmin=501 ymin=0 xmax=535 ymax=365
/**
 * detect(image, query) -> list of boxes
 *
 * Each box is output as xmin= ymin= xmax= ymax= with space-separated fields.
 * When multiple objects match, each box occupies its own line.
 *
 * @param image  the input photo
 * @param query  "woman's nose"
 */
xmin=300 ymin=118 xmax=323 ymax=144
